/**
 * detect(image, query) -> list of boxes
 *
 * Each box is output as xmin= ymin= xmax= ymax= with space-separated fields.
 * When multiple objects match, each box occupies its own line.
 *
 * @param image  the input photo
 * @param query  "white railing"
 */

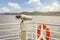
xmin=0 ymin=22 xmax=60 ymax=40
xmin=0 ymin=23 xmax=20 ymax=40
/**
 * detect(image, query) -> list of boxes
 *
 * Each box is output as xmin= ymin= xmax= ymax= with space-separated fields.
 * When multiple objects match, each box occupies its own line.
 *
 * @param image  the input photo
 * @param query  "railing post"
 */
xmin=20 ymin=20 xmax=26 ymax=40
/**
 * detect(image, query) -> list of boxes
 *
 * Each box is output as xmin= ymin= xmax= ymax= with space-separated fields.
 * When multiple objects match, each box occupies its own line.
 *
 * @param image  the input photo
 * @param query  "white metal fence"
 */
xmin=0 ymin=22 xmax=60 ymax=40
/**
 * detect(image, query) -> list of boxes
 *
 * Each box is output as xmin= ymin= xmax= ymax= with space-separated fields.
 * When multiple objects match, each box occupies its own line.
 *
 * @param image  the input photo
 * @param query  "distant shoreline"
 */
xmin=0 ymin=12 xmax=60 ymax=16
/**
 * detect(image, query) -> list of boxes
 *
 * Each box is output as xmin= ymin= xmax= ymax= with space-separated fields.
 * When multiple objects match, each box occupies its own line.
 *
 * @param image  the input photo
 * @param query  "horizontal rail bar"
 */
xmin=26 ymin=22 xmax=60 ymax=26
xmin=26 ymin=29 xmax=60 ymax=34
xmin=0 ymin=29 xmax=19 ymax=31
xmin=0 ymin=35 xmax=19 ymax=39
xmin=1 ymin=37 xmax=19 ymax=40
xmin=0 ymin=29 xmax=60 ymax=34
xmin=46 ymin=36 xmax=59 ymax=40
xmin=0 ymin=33 xmax=19 ymax=38
xmin=0 ymin=22 xmax=60 ymax=26
xmin=0 ymin=23 xmax=19 ymax=25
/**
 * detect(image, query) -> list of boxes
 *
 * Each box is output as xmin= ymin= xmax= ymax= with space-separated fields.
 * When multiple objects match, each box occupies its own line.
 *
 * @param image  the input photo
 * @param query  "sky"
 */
xmin=0 ymin=0 xmax=60 ymax=13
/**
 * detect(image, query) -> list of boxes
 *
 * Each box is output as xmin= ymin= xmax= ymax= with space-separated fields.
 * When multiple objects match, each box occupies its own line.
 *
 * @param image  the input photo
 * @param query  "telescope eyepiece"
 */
xmin=16 ymin=15 xmax=21 ymax=19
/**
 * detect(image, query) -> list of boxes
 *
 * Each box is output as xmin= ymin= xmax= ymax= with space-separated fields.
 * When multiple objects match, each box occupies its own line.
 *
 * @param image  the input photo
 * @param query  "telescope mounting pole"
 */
xmin=20 ymin=20 xmax=26 ymax=40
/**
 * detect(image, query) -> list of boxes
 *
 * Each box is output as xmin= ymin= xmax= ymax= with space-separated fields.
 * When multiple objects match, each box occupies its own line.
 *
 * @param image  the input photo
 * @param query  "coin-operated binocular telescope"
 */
xmin=16 ymin=14 xmax=32 ymax=20
xmin=16 ymin=14 xmax=32 ymax=40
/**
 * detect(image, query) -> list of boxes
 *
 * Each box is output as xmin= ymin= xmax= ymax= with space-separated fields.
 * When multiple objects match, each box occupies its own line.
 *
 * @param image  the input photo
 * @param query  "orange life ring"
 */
xmin=37 ymin=24 xmax=50 ymax=40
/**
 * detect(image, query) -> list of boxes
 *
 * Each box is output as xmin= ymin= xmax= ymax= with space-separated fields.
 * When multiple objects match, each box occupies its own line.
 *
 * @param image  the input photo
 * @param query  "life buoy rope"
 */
xmin=37 ymin=24 xmax=50 ymax=40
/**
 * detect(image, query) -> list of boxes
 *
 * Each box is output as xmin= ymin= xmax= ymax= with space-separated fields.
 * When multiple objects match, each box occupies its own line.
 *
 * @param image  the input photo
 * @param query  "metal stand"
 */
xmin=20 ymin=20 xmax=26 ymax=40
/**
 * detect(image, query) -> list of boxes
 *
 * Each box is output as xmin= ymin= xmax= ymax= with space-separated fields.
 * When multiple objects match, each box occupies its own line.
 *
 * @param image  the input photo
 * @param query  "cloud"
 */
xmin=0 ymin=7 xmax=9 ymax=13
xmin=8 ymin=2 xmax=21 ymax=9
xmin=28 ymin=0 xmax=42 ymax=7
xmin=28 ymin=0 xmax=40 ymax=4
xmin=27 ymin=0 xmax=60 ymax=12
xmin=38 ymin=2 xmax=60 ymax=12
xmin=0 ymin=2 xmax=22 ymax=13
